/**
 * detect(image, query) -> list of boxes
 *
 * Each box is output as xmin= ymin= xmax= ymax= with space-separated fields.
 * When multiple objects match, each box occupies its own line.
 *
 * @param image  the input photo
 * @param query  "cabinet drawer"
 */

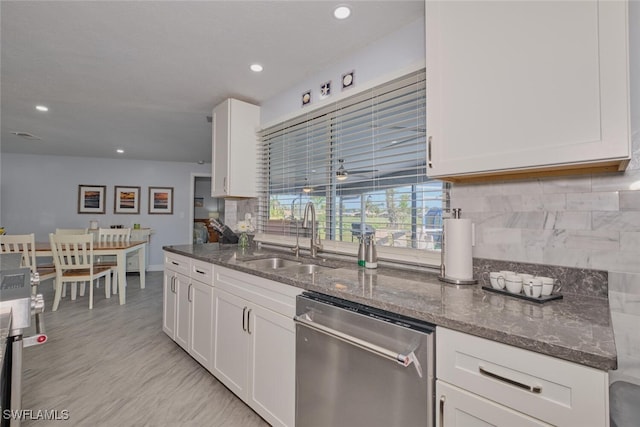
xmin=191 ymin=259 xmax=214 ymax=286
xmin=436 ymin=381 xmax=552 ymax=427
xmin=436 ymin=327 xmax=609 ymax=427
xmin=164 ymin=252 xmax=190 ymax=276
xmin=215 ymin=265 xmax=301 ymax=318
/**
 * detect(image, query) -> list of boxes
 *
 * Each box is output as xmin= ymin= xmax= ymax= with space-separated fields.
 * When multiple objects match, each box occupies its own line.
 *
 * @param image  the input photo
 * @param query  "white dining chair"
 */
xmin=95 ymin=228 xmax=131 ymax=294
xmin=55 ymin=228 xmax=89 ymax=235
xmin=0 ymin=233 xmax=57 ymax=295
xmin=49 ymin=233 xmax=112 ymax=310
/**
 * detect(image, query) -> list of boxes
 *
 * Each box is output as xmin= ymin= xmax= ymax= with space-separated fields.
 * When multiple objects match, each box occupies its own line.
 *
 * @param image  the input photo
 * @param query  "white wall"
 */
xmin=260 ymin=17 xmax=425 ymax=127
xmin=0 ymin=153 xmax=210 ymax=270
xmin=452 ymin=2 xmax=640 ymax=385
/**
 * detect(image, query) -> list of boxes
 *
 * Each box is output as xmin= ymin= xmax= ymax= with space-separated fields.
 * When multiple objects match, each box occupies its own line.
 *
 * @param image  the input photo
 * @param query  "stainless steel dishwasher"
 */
xmin=294 ymin=291 xmax=435 ymax=427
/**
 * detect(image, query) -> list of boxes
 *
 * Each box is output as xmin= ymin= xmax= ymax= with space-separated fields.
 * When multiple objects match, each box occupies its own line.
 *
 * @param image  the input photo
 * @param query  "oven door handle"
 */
xmin=294 ymin=313 xmax=423 ymax=377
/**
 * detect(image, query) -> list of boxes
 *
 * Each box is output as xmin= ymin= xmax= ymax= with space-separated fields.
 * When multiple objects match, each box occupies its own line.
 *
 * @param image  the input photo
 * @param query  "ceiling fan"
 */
xmin=336 ymin=159 xmax=378 ymax=181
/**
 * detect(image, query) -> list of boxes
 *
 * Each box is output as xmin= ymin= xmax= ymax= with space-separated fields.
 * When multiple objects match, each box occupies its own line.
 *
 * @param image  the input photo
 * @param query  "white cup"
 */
xmin=539 ymin=277 xmax=561 ymax=296
xmin=518 ymin=273 xmax=534 ymax=282
xmin=489 ymin=272 xmax=506 ymax=289
xmin=505 ymin=274 xmax=523 ymax=294
xmin=524 ymin=277 xmax=543 ymax=298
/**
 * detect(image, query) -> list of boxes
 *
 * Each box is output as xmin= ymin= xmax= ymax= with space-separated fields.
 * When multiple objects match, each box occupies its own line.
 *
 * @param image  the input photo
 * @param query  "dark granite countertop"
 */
xmin=164 ymin=243 xmax=617 ymax=371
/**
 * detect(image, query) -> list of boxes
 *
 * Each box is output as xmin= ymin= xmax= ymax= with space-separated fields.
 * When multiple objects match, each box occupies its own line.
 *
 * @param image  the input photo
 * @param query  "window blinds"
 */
xmin=257 ymin=69 xmax=443 ymax=251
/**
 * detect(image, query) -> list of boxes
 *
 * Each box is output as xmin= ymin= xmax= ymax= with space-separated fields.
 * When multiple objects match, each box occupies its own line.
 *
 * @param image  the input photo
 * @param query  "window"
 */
xmin=257 ymin=69 xmax=444 ymax=261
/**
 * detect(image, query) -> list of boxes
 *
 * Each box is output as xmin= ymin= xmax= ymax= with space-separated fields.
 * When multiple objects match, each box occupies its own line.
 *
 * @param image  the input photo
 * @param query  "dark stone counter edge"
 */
xmin=163 ymin=245 xmax=617 ymax=371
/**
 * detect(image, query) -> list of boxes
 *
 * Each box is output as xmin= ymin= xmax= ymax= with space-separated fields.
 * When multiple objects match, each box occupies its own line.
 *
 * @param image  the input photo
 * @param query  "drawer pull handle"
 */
xmin=439 ymin=395 xmax=445 ymax=427
xmin=479 ymin=366 xmax=542 ymax=394
xmin=171 ymin=261 xmax=179 ymax=266
xmin=195 ymin=269 xmax=205 ymax=275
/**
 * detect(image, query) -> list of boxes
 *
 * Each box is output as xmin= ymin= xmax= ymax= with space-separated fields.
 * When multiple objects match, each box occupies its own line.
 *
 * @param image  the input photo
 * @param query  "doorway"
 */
xmin=189 ymin=173 xmax=223 ymax=244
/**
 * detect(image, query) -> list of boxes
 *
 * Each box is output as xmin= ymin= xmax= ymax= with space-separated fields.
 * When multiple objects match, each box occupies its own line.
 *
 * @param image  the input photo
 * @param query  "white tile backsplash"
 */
xmin=486 ymin=194 xmax=524 ymax=212
xmin=619 ymin=190 xmax=640 ymax=210
xmin=592 ymin=170 xmax=640 ymax=192
xmin=541 ymin=247 xmax=590 ymax=268
xmin=498 ymin=179 xmax=545 ymax=195
xmin=541 ymin=175 xmax=592 ymax=194
xmin=544 ymin=211 xmax=592 ymax=230
xmin=609 ymin=271 xmax=640 ymax=295
xmin=520 ymin=193 xmax=567 ymax=212
xmin=620 ymin=231 xmax=640 ymax=252
xmin=593 ymin=211 xmax=640 ymax=231
xmin=566 ymin=192 xmax=620 ymax=211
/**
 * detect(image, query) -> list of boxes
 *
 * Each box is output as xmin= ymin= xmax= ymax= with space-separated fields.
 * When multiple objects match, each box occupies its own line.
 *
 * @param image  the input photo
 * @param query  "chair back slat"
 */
xmin=0 ymin=233 xmax=37 ymax=272
xmin=55 ymin=228 xmax=89 ymax=235
xmin=49 ymin=233 xmax=94 ymax=272
xmin=98 ymin=228 xmax=131 ymax=244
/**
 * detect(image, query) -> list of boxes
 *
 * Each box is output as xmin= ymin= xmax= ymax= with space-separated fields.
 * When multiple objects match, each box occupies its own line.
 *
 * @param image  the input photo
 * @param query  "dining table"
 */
xmin=35 ymin=240 xmax=146 ymax=305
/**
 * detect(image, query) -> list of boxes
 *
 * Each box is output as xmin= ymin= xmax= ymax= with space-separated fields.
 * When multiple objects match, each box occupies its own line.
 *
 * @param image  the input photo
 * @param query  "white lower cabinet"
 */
xmin=436 ymin=327 xmax=610 ymax=427
xmin=248 ymin=301 xmax=296 ymax=426
xmin=436 ymin=381 xmax=551 ymax=427
xmin=163 ymin=252 xmax=214 ymax=372
xmin=174 ymin=272 xmax=191 ymax=351
xmin=188 ymin=278 xmax=214 ymax=369
xmin=212 ymin=288 xmax=250 ymax=397
xmin=212 ymin=265 xmax=301 ymax=427
xmin=162 ymin=253 xmax=190 ymax=341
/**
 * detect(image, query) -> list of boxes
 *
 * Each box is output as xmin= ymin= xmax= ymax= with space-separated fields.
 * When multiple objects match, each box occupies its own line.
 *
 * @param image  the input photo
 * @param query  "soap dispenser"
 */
xmin=365 ymin=236 xmax=378 ymax=269
xmin=357 ymin=236 xmax=366 ymax=267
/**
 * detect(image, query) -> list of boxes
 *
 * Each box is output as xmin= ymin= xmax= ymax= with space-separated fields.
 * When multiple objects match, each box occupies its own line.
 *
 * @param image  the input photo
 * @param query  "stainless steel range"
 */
xmin=294 ymin=291 xmax=435 ymax=427
xmin=0 ymin=254 xmax=47 ymax=427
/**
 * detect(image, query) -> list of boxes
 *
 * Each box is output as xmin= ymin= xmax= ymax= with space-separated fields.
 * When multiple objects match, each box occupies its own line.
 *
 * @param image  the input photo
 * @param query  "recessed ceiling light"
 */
xmin=35 ymin=105 xmax=48 ymax=112
xmin=333 ymin=5 xmax=351 ymax=20
xmin=116 ymin=149 xmax=124 ymax=154
xmin=250 ymin=64 xmax=263 ymax=72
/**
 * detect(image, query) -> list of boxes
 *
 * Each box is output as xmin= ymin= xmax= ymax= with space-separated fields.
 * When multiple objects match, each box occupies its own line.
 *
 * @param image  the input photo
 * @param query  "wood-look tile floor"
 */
xmin=22 ymin=272 xmax=269 ymax=427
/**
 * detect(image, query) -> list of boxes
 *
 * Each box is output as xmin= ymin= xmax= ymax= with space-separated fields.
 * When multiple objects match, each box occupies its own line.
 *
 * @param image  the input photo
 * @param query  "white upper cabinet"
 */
xmin=426 ymin=0 xmax=630 ymax=182
xmin=211 ymin=98 xmax=260 ymax=197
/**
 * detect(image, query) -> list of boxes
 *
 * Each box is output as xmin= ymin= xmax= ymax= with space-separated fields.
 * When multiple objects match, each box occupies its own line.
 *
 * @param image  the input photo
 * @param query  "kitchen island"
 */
xmin=164 ymin=242 xmax=616 ymax=371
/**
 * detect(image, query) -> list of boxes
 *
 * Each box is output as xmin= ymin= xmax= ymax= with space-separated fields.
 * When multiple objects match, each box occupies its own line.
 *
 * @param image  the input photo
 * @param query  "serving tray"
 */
xmin=482 ymin=286 xmax=563 ymax=303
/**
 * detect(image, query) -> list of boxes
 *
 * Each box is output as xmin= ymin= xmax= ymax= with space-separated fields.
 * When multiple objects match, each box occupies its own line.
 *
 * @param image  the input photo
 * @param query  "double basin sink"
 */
xmin=240 ymin=256 xmax=335 ymax=275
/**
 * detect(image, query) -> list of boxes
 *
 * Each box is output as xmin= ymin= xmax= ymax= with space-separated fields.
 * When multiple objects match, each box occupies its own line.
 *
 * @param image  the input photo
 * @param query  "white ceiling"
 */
xmin=1 ymin=1 xmax=424 ymax=163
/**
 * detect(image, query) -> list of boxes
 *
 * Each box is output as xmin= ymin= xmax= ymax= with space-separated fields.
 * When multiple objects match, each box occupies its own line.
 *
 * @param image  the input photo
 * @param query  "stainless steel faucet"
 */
xmin=291 ymin=219 xmax=300 ymax=258
xmin=302 ymin=201 xmax=322 ymax=258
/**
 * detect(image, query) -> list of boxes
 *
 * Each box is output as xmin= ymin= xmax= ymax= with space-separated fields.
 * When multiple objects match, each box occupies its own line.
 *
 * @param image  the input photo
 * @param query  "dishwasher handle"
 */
xmin=294 ymin=312 xmax=423 ymax=378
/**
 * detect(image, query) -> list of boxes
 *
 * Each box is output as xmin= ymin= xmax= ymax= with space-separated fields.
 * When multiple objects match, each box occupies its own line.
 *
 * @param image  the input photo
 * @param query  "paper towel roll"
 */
xmin=443 ymin=218 xmax=473 ymax=281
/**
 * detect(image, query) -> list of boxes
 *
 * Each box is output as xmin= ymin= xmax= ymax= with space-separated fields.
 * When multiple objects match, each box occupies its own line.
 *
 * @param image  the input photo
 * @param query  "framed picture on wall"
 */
xmin=78 ymin=185 xmax=106 ymax=214
xmin=148 ymin=187 xmax=174 ymax=214
xmin=114 ymin=186 xmax=140 ymax=214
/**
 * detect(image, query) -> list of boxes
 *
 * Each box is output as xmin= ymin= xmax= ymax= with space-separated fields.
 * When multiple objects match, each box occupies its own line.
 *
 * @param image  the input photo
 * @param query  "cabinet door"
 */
xmin=174 ymin=272 xmax=191 ymax=351
xmin=211 ymin=100 xmax=230 ymax=197
xmin=436 ymin=381 xmax=551 ymax=427
xmin=189 ymin=280 xmax=214 ymax=371
xmin=212 ymin=288 xmax=249 ymax=400
xmin=226 ymin=99 xmax=259 ymax=198
xmin=426 ymin=0 xmax=629 ymax=179
xmin=162 ymin=269 xmax=177 ymax=339
xmin=248 ymin=304 xmax=296 ymax=427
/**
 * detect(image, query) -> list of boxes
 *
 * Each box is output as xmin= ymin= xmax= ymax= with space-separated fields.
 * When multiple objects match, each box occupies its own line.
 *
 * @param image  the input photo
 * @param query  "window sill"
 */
xmin=253 ymin=233 xmax=441 ymax=269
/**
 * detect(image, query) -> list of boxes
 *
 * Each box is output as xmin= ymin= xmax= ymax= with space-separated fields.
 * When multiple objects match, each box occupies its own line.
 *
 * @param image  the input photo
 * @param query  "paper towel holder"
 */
xmin=438 ymin=208 xmax=478 ymax=285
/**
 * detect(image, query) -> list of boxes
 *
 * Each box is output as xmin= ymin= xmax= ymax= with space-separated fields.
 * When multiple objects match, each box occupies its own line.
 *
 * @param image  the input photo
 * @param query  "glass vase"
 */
xmin=238 ymin=232 xmax=249 ymax=248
